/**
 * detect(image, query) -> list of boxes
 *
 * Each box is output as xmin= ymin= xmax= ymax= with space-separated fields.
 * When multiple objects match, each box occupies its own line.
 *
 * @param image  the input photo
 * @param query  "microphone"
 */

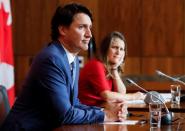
xmin=156 ymin=70 xmax=185 ymax=86
xmin=176 ymin=75 xmax=185 ymax=80
xmin=156 ymin=70 xmax=185 ymax=102
xmin=126 ymin=78 xmax=172 ymax=125
xmin=126 ymin=78 xmax=167 ymax=109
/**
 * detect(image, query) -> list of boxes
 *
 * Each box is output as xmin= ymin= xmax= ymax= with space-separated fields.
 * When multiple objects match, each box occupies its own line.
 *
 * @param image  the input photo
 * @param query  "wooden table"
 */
xmin=53 ymin=112 xmax=185 ymax=131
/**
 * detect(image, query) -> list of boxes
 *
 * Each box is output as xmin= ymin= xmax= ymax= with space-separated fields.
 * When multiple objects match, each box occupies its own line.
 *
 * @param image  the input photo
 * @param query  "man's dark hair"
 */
xmin=51 ymin=3 xmax=93 ymax=41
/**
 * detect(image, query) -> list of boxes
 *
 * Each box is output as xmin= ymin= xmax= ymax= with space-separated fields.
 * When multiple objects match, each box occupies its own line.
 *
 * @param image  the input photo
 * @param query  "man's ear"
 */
xmin=58 ymin=26 xmax=66 ymax=36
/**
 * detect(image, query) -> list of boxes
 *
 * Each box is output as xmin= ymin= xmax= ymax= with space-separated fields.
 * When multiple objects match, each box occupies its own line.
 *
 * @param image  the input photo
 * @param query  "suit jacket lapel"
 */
xmin=54 ymin=42 xmax=75 ymax=103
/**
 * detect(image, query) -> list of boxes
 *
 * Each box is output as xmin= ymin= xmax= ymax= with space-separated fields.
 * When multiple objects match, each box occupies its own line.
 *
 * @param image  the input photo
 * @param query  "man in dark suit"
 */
xmin=1 ymin=3 xmax=126 ymax=131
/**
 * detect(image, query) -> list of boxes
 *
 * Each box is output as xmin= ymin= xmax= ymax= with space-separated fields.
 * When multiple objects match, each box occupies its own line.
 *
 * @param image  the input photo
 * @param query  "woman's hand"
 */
xmin=133 ymin=92 xmax=146 ymax=100
xmin=110 ymin=56 xmax=124 ymax=70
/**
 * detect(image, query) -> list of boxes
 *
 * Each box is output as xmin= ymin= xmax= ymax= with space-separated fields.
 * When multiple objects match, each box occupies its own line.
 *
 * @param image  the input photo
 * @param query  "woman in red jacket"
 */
xmin=79 ymin=31 xmax=145 ymax=107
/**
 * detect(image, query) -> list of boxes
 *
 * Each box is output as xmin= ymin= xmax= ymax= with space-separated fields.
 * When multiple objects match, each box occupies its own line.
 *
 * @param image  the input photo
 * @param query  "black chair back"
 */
xmin=0 ymin=85 xmax=10 ymax=126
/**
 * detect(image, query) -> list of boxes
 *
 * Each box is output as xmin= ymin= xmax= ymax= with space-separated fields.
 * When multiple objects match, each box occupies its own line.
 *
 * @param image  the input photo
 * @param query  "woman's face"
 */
xmin=107 ymin=37 xmax=125 ymax=65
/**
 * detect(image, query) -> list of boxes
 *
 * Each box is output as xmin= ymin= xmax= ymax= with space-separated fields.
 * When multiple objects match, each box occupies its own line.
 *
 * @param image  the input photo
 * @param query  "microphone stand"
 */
xmin=156 ymin=70 xmax=185 ymax=86
xmin=126 ymin=78 xmax=172 ymax=125
xmin=156 ymin=70 xmax=185 ymax=102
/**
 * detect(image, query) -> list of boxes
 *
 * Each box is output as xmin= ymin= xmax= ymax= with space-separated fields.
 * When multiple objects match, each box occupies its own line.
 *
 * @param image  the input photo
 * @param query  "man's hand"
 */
xmin=103 ymin=102 xmax=128 ymax=122
xmin=118 ymin=104 xmax=128 ymax=121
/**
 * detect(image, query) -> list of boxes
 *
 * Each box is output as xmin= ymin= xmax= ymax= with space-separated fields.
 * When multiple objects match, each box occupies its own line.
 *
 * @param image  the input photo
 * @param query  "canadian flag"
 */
xmin=0 ymin=0 xmax=15 ymax=106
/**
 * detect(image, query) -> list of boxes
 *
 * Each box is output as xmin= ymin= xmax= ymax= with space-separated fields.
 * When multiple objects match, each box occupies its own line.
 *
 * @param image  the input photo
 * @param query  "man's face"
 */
xmin=61 ymin=13 xmax=92 ymax=54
